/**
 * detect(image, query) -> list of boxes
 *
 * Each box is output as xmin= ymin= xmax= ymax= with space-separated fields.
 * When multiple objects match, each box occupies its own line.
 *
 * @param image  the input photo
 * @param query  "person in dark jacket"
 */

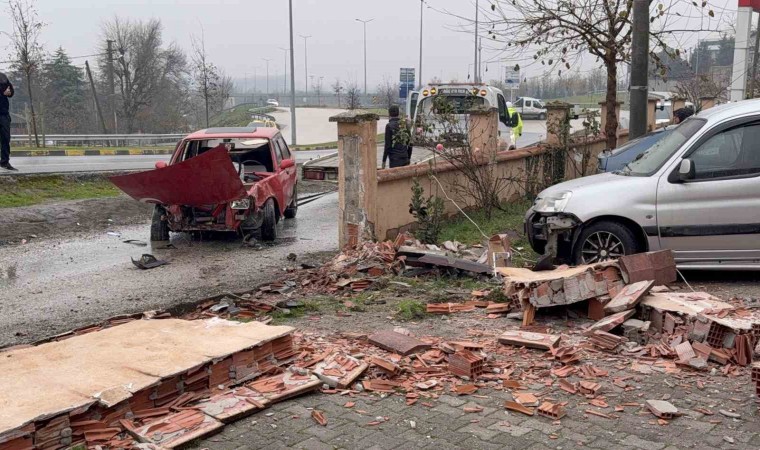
xmin=0 ymin=72 xmax=15 ymax=171
xmin=382 ymin=105 xmax=412 ymax=169
xmin=673 ymin=106 xmax=694 ymax=124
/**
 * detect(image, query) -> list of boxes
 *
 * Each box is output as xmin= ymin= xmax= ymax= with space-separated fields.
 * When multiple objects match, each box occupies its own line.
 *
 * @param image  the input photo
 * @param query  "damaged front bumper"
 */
xmin=525 ymin=210 xmax=582 ymax=262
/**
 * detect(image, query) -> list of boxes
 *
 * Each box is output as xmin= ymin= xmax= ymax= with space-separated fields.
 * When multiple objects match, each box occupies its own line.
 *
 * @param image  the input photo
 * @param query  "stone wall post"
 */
xmin=647 ymin=97 xmax=659 ymax=132
xmin=329 ymin=111 xmax=379 ymax=248
xmin=599 ymin=101 xmax=623 ymax=136
xmin=545 ymin=102 xmax=571 ymax=147
xmin=468 ymin=106 xmax=499 ymax=159
xmin=699 ymin=96 xmax=716 ymax=111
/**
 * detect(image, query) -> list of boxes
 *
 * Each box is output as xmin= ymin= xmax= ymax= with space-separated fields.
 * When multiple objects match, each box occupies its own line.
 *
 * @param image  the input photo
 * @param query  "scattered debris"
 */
xmin=498 ymin=330 xmax=560 ymax=350
xmin=131 ymin=254 xmax=169 ymax=270
xmin=646 ymin=400 xmax=679 ymax=419
xmin=368 ymin=330 xmax=431 ymax=356
xmin=311 ymin=410 xmax=328 ymax=426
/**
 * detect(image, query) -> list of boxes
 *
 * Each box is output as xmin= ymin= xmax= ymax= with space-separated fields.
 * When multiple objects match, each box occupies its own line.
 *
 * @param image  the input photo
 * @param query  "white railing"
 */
xmin=10 ymin=134 xmax=185 ymax=147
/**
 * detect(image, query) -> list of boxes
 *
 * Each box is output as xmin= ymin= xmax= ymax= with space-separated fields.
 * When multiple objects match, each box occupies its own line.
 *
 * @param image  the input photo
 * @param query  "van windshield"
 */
xmin=618 ymin=118 xmax=706 ymax=176
xmin=419 ymin=95 xmax=486 ymax=116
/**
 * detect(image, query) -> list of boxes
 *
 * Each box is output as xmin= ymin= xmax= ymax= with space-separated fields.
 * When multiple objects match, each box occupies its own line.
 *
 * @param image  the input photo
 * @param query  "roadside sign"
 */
xmin=399 ymin=67 xmax=416 ymax=99
xmin=504 ymin=67 xmax=520 ymax=90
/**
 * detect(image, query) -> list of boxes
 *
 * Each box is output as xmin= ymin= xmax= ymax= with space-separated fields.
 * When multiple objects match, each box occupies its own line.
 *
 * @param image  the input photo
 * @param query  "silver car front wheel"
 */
xmin=580 ymin=231 xmax=626 ymax=264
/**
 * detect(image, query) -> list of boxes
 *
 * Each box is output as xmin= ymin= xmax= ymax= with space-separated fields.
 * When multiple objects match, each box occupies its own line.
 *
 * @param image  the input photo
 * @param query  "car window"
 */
xmin=525 ymin=100 xmax=532 ymax=108
xmin=272 ymin=139 xmax=284 ymax=164
xmin=621 ymin=118 xmax=706 ymax=176
xmin=610 ymin=131 xmax=668 ymax=156
xmin=535 ymin=101 xmax=544 ymax=109
xmin=514 ymin=98 xmax=524 ymax=108
xmin=497 ymin=94 xmax=508 ymax=124
xmin=278 ymin=136 xmax=292 ymax=159
xmin=688 ymin=123 xmax=760 ymax=180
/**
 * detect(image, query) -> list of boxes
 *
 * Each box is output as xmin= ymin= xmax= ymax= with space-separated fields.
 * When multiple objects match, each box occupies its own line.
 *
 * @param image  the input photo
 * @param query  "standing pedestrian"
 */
xmin=0 ymin=72 xmax=16 ymax=171
xmin=382 ymin=105 xmax=412 ymax=169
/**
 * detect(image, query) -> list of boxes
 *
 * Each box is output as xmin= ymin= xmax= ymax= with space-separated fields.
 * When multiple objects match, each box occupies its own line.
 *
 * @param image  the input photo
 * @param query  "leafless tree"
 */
xmin=374 ymin=76 xmax=399 ymax=111
xmin=481 ymin=0 xmax=719 ymax=149
xmin=100 ymin=17 xmax=187 ymax=133
xmin=189 ymin=29 xmax=232 ymax=127
xmin=311 ymin=77 xmax=323 ymax=106
xmin=345 ymin=82 xmax=361 ymax=110
xmin=332 ymin=78 xmax=344 ymax=108
xmin=6 ymin=0 xmax=44 ymax=147
xmin=676 ymin=75 xmax=724 ymax=113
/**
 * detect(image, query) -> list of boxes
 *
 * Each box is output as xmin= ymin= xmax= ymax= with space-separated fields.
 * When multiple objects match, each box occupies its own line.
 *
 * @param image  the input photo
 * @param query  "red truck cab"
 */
xmin=110 ymin=127 xmax=298 ymax=241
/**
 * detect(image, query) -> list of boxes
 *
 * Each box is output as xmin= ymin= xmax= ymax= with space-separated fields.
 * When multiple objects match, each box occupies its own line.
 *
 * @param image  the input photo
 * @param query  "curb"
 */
xmin=292 ymin=145 xmax=335 ymax=151
xmin=10 ymin=149 xmax=175 ymax=157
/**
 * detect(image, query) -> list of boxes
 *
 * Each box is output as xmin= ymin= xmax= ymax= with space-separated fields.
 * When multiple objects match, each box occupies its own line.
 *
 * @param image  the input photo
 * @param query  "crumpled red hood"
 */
xmin=110 ymin=146 xmax=247 ymax=206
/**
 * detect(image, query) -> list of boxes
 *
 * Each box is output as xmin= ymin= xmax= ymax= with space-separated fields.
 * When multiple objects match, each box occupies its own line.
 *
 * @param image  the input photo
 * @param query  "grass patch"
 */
xmin=437 ymin=200 xmax=538 ymax=267
xmin=210 ymin=105 xmax=275 ymax=127
xmin=395 ymin=299 xmax=427 ymax=321
xmin=0 ymin=175 xmax=121 ymax=208
xmin=292 ymin=133 xmax=384 ymax=151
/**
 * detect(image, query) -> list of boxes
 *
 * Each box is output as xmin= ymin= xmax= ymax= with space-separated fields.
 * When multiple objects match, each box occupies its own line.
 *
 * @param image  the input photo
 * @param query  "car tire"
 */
xmin=261 ymin=199 xmax=278 ymax=241
xmin=284 ymin=185 xmax=298 ymax=219
xmin=538 ymin=112 xmax=547 ymax=120
xmin=572 ymin=221 xmax=640 ymax=265
xmin=150 ymin=205 xmax=170 ymax=242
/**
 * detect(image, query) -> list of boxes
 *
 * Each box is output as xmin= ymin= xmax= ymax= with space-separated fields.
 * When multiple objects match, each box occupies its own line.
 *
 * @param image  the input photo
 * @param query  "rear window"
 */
xmin=419 ymin=95 xmax=486 ymax=115
xmin=183 ymin=138 xmax=276 ymax=172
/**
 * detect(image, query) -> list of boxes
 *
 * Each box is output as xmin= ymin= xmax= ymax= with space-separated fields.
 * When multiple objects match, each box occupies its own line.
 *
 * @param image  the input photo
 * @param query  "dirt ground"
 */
xmin=0 ymin=178 xmax=335 ymax=245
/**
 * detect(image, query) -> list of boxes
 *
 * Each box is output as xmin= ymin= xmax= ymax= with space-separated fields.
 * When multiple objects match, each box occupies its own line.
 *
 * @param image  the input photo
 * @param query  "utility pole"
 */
xmin=418 ymin=0 xmax=424 ymax=89
xmin=288 ymin=0 xmax=297 ymax=145
xmin=263 ymin=58 xmax=271 ymax=101
xmin=749 ymin=12 xmax=760 ymax=98
xmin=85 ymin=61 xmax=108 ymax=134
xmin=473 ymin=0 xmax=479 ymax=83
xmin=106 ymin=39 xmax=117 ymax=134
xmin=478 ymin=37 xmax=483 ymax=83
xmin=629 ymin=0 xmax=649 ymax=140
xmin=356 ymin=18 xmax=373 ymax=94
xmin=300 ymin=34 xmax=311 ymax=95
xmin=279 ymin=47 xmax=289 ymax=100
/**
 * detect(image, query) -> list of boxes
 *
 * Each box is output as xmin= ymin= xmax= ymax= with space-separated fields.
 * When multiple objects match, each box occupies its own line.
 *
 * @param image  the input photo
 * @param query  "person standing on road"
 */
xmin=382 ymin=105 xmax=412 ymax=169
xmin=0 ymin=72 xmax=16 ymax=171
xmin=673 ymin=107 xmax=694 ymax=125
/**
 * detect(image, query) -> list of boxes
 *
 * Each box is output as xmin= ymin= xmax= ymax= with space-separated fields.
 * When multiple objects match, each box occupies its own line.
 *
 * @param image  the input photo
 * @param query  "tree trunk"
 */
xmin=25 ymin=71 xmax=39 ymax=148
xmin=604 ymin=61 xmax=618 ymax=150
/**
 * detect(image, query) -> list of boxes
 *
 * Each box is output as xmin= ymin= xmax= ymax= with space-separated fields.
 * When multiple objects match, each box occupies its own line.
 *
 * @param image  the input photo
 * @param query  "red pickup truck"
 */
xmin=110 ymin=127 xmax=298 ymax=241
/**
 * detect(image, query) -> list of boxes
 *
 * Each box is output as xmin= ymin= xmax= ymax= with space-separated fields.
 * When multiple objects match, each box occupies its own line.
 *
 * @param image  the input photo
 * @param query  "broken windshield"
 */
xmin=618 ymin=118 xmax=706 ymax=177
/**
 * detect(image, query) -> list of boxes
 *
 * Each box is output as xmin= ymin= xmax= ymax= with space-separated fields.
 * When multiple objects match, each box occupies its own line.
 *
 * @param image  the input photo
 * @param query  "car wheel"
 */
xmin=260 ymin=199 xmax=278 ymax=241
xmin=150 ymin=205 xmax=170 ymax=242
xmin=538 ymin=113 xmax=547 ymax=120
xmin=572 ymin=221 xmax=640 ymax=265
xmin=284 ymin=185 xmax=298 ymax=219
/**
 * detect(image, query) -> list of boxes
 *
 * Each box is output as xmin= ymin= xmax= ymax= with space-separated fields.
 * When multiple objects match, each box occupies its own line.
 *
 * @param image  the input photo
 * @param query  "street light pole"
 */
xmin=473 ymin=0 xmax=479 ymax=83
xmin=288 ymin=0 xmax=297 ymax=144
xmin=279 ymin=47 xmax=289 ymax=99
xmin=263 ymin=58 xmax=271 ymax=101
xmin=418 ymin=0 xmax=424 ymax=89
xmin=356 ymin=18 xmax=374 ymax=95
xmin=300 ymin=34 xmax=311 ymax=96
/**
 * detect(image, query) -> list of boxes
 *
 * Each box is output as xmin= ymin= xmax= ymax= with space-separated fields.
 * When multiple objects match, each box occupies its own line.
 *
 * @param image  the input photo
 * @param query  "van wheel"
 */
xmin=261 ymin=199 xmax=278 ymax=241
xmin=150 ymin=205 xmax=170 ymax=242
xmin=284 ymin=185 xmax=298 ymax=219
xmin=572 ymin=221 xmax=639 ymax=265
xmin=538 ymin=112 xmax=547 ymax=120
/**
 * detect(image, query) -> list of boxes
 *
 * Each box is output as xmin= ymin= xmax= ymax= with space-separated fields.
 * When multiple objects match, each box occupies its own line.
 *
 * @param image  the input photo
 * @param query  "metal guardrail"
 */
xmin=10 ymin=134 xmax=185 ymax=147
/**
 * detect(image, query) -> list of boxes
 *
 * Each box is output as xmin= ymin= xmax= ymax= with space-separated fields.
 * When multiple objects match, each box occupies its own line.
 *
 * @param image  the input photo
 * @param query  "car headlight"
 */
xmin=231 ymin=198 xmax=251 ymax=210
xmin=533 ymin=191 xmax=572 ymax=213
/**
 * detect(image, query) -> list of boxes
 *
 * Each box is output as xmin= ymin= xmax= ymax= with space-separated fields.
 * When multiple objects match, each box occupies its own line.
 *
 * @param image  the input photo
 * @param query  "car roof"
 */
xmin=185 ymin=127 xmax=280 ymax=140
xmin=696 ymin=99 xmax=760 ymax=123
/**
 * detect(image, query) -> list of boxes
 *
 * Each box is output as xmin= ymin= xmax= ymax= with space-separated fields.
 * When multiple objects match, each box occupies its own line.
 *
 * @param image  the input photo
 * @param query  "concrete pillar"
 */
xmin=699 ymin=96 xmax=716 ymax=111
xmin=468 ymin=106 xmax=499 ymax=159
xmin=329 ymin=111 xmax=379 ymax=248
xmin=599 ymin=101 xmax=624 ymax=135
xmin=545 ymin=102 xmax=571 ymax=147
xmin=647 ymin=97 xmax=659 ymax=132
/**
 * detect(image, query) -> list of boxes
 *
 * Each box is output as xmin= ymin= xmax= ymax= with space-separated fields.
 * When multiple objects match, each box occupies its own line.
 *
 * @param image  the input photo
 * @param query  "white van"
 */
xmin=514 ymin=97 xmax=547 ymax=120
xmin=406 ymin=84 xmax=517 ymax=150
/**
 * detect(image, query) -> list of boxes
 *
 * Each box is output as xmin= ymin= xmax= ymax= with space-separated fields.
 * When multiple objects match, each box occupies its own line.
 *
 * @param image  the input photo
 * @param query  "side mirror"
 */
xmin=280 ymin=159 xmax=295 ymax=170
xmin=678 ymin=158 xmax=695 ymax=181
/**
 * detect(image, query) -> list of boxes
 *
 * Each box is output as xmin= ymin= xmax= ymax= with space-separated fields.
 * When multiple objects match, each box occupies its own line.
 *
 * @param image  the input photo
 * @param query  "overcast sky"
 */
xmin=0 ymin=0 xmax=738 ymax=92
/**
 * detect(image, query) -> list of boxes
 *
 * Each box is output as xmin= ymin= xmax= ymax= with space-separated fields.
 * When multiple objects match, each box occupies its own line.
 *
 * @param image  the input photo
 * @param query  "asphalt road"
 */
xmin=0 ymin=192 xmax=339 ymax=347
xmin=1 ymin=150 xmax=338 ymax=175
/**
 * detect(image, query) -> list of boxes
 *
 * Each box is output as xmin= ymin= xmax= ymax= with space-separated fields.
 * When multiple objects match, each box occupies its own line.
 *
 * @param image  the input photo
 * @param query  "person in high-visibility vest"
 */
xmin=507 ymin=103 xmax=523 ymax=149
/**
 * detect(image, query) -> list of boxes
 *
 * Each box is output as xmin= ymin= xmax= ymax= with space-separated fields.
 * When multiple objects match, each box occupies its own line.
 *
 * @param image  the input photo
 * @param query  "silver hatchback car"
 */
xmin=525 ymin=100 xmax=760 ymax=270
